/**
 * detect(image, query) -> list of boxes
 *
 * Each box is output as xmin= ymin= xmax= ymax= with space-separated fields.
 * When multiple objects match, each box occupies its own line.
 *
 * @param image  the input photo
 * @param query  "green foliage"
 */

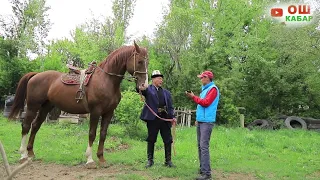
xmin=112 ymin=0 xmax=137 ymax=30
xmin=0 ymin=0 xmax=51 ymax=57
xmin=0 ymin=38 xmax=38 ymax=98
xmin=38 ymin=0 xmax=137 ymax=71
xmin=152 ymin=0 xmax=320 ymax=124
xmin=217 ymin=94 xmax=241 ymax=127
xmin=114 ymin=90 xmax=146 ymax=140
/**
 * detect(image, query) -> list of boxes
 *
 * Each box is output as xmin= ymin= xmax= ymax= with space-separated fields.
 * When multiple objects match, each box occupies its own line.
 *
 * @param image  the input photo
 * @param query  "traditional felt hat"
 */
xmin=151 ymin=70 xmax=164 ymax=78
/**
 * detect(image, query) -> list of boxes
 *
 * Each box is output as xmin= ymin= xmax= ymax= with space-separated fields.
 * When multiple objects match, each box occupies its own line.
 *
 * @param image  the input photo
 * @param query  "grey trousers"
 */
xmin=197 ymin=122 xmax=214 ymax=175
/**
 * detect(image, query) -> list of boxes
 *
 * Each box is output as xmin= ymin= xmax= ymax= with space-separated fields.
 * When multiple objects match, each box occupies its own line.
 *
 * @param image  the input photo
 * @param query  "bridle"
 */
xmin=89 ymin=51 xmax=148 ymax=82
xmin=132 ymin=52 xmax=148 ymax=80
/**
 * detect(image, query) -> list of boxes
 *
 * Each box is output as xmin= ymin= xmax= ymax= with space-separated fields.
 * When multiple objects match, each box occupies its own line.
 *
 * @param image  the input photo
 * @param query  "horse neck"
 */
xmin=100 ymin=57 xmax=127 ymax=86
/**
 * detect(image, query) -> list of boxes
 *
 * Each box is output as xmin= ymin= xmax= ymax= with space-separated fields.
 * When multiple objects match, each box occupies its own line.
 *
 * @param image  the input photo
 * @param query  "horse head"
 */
xmin=126 ymin=41 xmax=149 ymax=90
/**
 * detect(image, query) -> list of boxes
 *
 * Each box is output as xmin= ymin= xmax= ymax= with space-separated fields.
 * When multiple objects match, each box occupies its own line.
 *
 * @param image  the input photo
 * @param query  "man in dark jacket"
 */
xmin=138 ymin=70 xmax=176 ymax=168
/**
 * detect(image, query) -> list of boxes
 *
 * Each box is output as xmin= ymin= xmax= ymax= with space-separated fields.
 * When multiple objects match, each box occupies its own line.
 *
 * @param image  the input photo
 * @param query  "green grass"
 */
xmin=1 ymin=116 xmax=320 ymax=180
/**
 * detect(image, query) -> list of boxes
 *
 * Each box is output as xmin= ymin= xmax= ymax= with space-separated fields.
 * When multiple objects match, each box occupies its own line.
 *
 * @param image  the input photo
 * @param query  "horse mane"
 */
xmin=98 ymin=45 xmax=147 ymax=69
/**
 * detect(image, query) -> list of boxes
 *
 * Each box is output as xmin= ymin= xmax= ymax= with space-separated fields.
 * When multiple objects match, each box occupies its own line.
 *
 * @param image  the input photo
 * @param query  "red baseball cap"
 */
xmin=197 ymin=71 xmax=214 ymax=79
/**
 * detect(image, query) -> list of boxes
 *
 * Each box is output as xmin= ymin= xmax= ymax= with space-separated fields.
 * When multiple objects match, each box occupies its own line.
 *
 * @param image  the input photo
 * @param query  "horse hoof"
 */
xmin=85 ymin=161 xmax=97 ymax=169
xmin=19 ymin=158 xmax=28 ymax=164
xmin=28 ymin=155 xmax=35 ymax=160
xmin=28 ymin=152 xmax=35 ymax=158
xmin=99 ymin=161 xmax=108 ymax=168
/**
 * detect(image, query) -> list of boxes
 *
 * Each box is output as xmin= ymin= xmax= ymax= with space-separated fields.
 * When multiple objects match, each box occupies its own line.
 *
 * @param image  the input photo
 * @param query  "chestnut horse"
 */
xmin=8 ymin=41 xmax=149 ymax=168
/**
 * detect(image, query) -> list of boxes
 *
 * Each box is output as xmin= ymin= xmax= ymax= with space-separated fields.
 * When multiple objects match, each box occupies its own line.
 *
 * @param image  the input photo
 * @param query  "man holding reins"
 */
xmin=137 ymin=70 xmax=176 ymax=168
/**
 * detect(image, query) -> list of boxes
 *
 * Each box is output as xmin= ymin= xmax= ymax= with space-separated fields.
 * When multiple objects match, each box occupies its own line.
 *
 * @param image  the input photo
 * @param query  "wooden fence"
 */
xmin=174 ymin=107 xmax=195 ymax=127
xmin=60 ymin=108 xmax=196 ymax=127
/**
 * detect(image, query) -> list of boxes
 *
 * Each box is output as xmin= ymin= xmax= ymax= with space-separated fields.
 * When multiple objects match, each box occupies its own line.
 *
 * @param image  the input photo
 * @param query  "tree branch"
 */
xmin=0 ymin=141 xmax=11 ymax=176
xmin=7 ymin=160 xmax=31 ymax=180
xmin=0 ymin=141 xmax=31 ymax=180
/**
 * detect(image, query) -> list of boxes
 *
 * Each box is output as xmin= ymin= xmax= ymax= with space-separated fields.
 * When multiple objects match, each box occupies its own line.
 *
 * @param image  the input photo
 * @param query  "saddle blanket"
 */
xmin=61 ymin=71 xmax=93 ymax=86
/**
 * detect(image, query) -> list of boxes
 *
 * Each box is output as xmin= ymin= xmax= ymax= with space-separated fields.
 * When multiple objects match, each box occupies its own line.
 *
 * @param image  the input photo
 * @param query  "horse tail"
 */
xmin=8 ymin=72 xmax=38 ymax=120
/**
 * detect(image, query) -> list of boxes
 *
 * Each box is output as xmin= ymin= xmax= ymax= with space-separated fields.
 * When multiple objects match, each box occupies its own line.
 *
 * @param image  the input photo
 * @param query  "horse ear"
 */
xmin=134 ymin=40 xmax=141 ymax=53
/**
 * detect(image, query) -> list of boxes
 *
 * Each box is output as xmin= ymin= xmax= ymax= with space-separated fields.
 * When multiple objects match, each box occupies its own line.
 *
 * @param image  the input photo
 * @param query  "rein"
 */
xmin=90 ymin=52 xmax=147 ymax=82
xmin=138 ymin=91 xmax=177 ymax=156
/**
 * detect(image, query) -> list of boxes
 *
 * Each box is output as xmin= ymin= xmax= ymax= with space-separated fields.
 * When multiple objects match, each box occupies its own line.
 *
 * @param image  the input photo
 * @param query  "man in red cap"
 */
xmin=185 ymin=70 xmax=220 ymax=180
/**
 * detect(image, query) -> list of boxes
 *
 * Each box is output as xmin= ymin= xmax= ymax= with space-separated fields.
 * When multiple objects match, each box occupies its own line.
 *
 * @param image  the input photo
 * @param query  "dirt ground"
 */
xmin=0 ymin=161 xmax=257 ymax=180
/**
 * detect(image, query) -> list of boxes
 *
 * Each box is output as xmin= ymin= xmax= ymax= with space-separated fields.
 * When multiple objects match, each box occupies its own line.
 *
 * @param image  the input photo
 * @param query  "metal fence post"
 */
xmin=237 ymin=107 xmax=246 ymax=128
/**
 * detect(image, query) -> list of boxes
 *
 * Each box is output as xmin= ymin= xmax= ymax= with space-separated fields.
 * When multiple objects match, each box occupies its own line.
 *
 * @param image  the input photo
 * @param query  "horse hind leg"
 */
xmin=26 ymin=101 xmax=54 ymax=160
xmin=19 ymin=105 xmax=40 ymax=163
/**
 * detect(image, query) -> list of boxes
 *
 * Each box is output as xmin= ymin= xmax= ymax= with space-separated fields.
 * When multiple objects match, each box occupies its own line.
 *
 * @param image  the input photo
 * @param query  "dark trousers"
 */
xmin=197 ymin=122 xmax=214 ymax=176
xmin=146 ymin=118 xmax=172 ymax=144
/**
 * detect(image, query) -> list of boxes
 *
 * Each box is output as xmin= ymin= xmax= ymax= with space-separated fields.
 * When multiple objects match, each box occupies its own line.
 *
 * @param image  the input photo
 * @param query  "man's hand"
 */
xmin=138 ymin=83 xmax=147 ymax=91
xmin=195 ymin=120 xmax=198 ymax=126
xmin=185 ymin=91 xmax=194 ymax=99
xmin=171 ymin=118 xmax=177 ymax=125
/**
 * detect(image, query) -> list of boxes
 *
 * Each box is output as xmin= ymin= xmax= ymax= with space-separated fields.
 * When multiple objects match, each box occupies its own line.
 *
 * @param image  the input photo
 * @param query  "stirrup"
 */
xmin=75 ymin=89 xmax=84 ymax=103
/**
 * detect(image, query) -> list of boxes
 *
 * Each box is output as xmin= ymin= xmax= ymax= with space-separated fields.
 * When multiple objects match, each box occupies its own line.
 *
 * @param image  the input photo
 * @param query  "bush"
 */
xmin=215 ymin=80 xmax=241 ymax=127
xmin=114 ymin=90 xmax=146 ymax=140
xmin=217 ymin=95 xmax=241 ymax=127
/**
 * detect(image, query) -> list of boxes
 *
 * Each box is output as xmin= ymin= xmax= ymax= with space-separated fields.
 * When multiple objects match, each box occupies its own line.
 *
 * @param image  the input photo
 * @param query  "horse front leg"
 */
xmin=97 ymin=112 xmax=113 ymax=167
xmin=85 ymin=113 xmax=100 ymax=169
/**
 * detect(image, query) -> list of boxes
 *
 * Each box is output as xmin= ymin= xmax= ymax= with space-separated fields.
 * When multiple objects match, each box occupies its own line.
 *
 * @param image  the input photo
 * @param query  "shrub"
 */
xmin=217 ymin=95 xmax=241 ymax=127
xmin=114 ymin=90 xmax=146 ymax=140
xmin=215 ymin=80 xmax=241 ymax=127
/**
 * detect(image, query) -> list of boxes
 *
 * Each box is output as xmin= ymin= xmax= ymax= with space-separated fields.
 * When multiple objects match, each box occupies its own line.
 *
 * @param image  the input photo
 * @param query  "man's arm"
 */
xmin=167 ymin=92 xmax=175 ymax=118
xmin=192 ymin=88 xmax=217 ymax=107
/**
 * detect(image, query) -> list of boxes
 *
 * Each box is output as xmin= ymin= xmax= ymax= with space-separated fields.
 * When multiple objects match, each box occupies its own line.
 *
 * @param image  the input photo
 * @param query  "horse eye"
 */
xmin=138 ymin=61 xmax=143 ymax=65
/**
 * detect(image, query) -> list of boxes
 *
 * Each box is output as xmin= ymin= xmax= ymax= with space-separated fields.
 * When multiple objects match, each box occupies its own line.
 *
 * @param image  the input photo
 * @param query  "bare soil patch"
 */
xmin=1 ymin=161 xmax=258 ymax=180
xmin=1 ymin=161 xmax=139 ymax=180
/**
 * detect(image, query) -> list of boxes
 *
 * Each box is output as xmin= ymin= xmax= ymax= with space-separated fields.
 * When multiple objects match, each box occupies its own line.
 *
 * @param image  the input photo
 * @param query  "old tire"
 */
xmin=308 ymin=124 xmax=320 ymax=129
xmin=247 ymin=119 xmax=273 ymax=130
xmin=285 ymin=116 xmax=307 ymax=130
xmin=5 ymin=95 xmax=15 ymax=106
xmin=3 ymin=95 xmax=15 ymax=117
xmin=3 ymin=105 xmax=11 ymax=117
xmin=303 ymin=117 xmax=320 ymax=125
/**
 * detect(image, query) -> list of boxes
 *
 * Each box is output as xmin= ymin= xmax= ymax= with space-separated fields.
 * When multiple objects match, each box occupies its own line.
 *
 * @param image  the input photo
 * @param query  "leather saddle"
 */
xmin=61 ymin=62 xmax=97 ymax=85
xmin=60 ymin=61 xmax=97 ymax=102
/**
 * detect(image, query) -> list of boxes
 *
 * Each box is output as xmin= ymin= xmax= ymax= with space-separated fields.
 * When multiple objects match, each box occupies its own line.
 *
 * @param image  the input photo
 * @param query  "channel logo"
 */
xmin=271 ymin=8 xmax=283 ymax=17
xmin=267 ymin=2 xmax=315 ymax=27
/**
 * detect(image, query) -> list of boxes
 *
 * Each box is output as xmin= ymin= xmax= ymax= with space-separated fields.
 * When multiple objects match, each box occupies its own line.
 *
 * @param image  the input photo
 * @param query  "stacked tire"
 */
xmin=304 ymin=117 xmax=320 ymax=130
xmin=247 ymin=119 xmax=273 ymax=130
xmin=3 ymin=95 xmax=26 ymax=120
xmin=284 ymin=116 xmax=307 ymax=130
